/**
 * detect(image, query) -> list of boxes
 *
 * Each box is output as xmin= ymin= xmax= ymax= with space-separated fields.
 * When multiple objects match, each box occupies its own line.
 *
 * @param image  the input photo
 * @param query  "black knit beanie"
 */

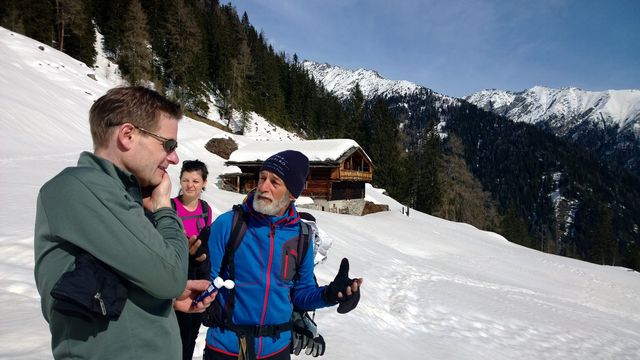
xmin=260 ymin=150 xmax=309 ymax=198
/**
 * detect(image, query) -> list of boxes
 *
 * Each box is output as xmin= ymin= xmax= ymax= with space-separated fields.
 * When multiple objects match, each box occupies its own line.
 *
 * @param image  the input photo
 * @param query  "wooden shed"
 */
xmin=220 ymin=139 xmax=373 ymax=200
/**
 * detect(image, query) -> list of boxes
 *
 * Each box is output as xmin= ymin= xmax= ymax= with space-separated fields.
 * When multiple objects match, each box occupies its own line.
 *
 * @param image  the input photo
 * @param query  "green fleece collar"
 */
xmin=77 ymin=151 xmax=143 ymax=204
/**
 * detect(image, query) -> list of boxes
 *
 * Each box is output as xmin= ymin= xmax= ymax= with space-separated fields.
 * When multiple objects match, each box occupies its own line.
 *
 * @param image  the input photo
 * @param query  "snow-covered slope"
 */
xmin=466 ymin=86 xmax=640 ymax=134
xmin=3 ymin=26 xmax=640 ymax=360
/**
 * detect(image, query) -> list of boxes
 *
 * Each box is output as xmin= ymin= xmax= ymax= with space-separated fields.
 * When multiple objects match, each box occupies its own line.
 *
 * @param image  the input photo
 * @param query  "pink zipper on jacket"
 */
xmin=257 ymin=222 xmax=276 ymax=356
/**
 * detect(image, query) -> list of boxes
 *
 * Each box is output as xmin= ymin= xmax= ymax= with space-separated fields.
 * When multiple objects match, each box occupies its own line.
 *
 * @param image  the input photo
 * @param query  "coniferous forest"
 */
xmin=2 ymin=0 xmax=639 ymax=271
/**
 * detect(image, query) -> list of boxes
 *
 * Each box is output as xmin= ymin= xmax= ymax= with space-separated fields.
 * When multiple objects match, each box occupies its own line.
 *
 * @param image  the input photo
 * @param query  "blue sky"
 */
xmin=229 ymin=0 xmax=640 ymax=98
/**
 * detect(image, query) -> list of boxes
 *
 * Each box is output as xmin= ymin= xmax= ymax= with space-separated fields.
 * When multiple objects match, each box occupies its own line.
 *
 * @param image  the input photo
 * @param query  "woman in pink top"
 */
xmin=172 ymin=159 xmax=213 ymax=360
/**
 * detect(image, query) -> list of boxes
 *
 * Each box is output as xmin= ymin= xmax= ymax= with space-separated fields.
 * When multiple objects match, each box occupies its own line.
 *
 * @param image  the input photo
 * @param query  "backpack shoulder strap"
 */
xmin=292 ymin=221 xmax=311 ymax=282
xmin=220 ymin=205 xmax=245 ymax=273
xmin=297 ymin=221 xmax=310 ymax=268
xmin=199 ymin=199 xmax=212 ymax=229
xmin=218 ymin=204 xmax=248 ymax=328
xmin=200 ymin=199 xmax=210 ymax=221
xmin=219 ymin=204 xmax=248 ymax=280
xmin=170 ymin=198 xmax=177 ymax=210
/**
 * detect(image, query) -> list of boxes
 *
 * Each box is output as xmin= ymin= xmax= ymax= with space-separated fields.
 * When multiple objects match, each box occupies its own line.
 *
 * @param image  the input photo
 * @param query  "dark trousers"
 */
xmin=203 ymin=347 xmax=290 ymax=360
xmin=176 ymin=311 xmax=204 ymax=360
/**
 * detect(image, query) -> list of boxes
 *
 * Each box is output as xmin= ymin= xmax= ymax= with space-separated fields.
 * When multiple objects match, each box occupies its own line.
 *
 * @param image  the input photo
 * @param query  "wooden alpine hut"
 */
xmin=220 ymin=139 xmax=375 ymax=214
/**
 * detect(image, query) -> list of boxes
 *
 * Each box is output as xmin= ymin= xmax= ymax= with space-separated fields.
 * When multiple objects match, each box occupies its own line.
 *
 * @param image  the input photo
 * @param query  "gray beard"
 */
xmin=252 ymin=191 xmax=292 ymax=216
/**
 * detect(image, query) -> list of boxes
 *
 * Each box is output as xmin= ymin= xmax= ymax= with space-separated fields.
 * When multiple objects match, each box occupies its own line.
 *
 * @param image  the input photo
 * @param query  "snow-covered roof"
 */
xmin=227 ymin=139 xmax=371 ymax=164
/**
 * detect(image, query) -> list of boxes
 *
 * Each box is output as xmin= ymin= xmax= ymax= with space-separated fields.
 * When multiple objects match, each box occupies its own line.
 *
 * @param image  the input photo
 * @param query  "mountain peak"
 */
xmin=466 ymin=85 xmax=640 ymax=131
xmin=302 ymin=60 xmax=431 ymax=100
xmin=465 ymin=84 xmax=640 ymax=176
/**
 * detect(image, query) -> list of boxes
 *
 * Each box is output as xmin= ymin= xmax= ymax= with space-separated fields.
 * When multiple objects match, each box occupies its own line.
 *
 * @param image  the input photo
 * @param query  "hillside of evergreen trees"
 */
xmin=0 ymin=0 xmax=424 ymax=208
xmin=2 ymin=0 xmax=639 ymax=271
xmin=1 ymin=0 xmax=350 ymax=137
xmin=353 ymin=80 xmax=640 ymax=271
xmin=441 ymin=101 xmax=640 ymax=270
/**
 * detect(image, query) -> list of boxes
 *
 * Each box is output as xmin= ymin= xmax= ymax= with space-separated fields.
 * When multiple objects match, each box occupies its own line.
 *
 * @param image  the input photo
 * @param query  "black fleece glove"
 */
xmin=323 ymin=258 xmax=360 ymax=313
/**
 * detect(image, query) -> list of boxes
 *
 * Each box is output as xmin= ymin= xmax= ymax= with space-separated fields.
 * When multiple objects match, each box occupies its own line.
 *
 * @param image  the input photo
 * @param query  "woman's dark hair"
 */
xmin=180 ymin=159 xmax=209 ymax=184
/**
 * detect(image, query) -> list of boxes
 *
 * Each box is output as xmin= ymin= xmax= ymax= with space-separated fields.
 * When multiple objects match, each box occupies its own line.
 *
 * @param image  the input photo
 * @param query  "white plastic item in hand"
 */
xmin=192 ymin=276 xmax=235 ymax=304
xmin=213 ymin=276 xmax=235 ymax=289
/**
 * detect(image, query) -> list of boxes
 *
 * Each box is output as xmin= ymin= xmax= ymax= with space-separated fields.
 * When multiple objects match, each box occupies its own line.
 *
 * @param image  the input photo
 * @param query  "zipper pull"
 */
xmin=94 ymin=292 xmax=107 ymax=316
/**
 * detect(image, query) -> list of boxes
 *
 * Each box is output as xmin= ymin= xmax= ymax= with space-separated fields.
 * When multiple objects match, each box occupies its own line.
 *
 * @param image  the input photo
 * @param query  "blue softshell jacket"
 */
xmin=205 ymin=191 xmax=329 ymax=358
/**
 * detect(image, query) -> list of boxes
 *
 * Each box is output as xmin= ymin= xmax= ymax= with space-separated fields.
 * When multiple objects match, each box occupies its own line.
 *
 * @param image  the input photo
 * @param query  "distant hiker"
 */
xmin=203 ymin=150 xmax=363 ymax=360
xmin=34 ymin=86 xmax=216 ymax=359
xmin=172 ymin=159 xmax=214 ymax=360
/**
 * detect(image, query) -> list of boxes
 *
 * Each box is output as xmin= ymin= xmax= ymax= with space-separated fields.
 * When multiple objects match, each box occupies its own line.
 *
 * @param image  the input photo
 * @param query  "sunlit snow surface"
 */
xmin=1 ymin=27 xmax=640 ymax=360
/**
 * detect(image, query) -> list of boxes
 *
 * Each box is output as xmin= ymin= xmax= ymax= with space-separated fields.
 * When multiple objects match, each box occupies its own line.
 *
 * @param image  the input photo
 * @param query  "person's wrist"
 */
xmin=154 ymin=197 xmax=172 ymax=211
xmin=322 ymin=284 xmax=339 ymax=305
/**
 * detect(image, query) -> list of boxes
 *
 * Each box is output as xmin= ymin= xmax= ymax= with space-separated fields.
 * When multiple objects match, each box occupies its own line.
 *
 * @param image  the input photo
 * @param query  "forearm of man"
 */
xmin=292 ymin=241 xmax=330 ymax=310
xmin=43 ymin=175 xmax=188 ymax=298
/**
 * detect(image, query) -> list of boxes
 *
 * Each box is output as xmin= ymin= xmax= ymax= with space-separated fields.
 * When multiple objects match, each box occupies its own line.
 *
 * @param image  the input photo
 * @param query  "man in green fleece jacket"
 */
xmin=34 ymin=86 xmax=215 ymax=359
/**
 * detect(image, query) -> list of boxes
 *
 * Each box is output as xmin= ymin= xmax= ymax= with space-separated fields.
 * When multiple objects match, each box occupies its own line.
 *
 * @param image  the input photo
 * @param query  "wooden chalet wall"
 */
xmin=222 ymin=146 xmax=374 ymax=201
xmin=305 ymin=167 xmax=332 ymax=199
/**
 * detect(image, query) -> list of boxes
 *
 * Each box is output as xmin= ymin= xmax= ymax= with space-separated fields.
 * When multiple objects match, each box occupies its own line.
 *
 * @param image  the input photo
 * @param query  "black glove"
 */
xmin=323 ymin=258 xmax=361 ymax=313
xmin=291 ymin=315 xmax=312 ymax=355
xmin=291 ymin=312 xmax=325 ymax=357
xmin=305 ymin=335 xmax=325 ymax=357
xmin=337 ymin=289 xmax=360 ymax=314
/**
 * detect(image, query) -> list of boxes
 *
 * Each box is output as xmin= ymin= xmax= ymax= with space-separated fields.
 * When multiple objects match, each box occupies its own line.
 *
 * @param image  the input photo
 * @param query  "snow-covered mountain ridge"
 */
xmin=466 ymin=86 xmax=640 ymax=135
xmin=300 ymin=57 xmax=640 ymax=260
xmin=302 ymin=60 xmax=459 ymax=148
xmin=465 ymin=86 xmax=640 ymax=175
xmin=303 ymin=59 xmax=640 ymax=143
xmin=302 ymin=60 xmax=457 ymax=104
xmin=304 ymin=58 xmax=640 ymax=177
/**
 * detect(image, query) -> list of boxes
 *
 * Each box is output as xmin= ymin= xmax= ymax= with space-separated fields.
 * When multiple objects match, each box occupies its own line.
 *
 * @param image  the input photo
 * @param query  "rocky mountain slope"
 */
xmin=466 ymin=86 xmax=640 ymax=175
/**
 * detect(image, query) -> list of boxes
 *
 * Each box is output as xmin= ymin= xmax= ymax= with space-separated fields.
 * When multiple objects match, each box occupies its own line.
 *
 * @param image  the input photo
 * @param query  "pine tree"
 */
xmin=368 ymin=98 xmax=405 ymax=200
xmin=162 ymin=0 xmax=208 ymax=110
xmin=229 ymin=14 xmax=252 ymax=114
xmin=92 ymin=0 xmax=129 ymax=57
xmin=346 ymin=83 xmax=367 ymax=148
xmin=500 ymin=205 xmax=532 ymax=247
xmin=54 ymin=1 xmax=80 ymax=50
xmin=434 ymin=135 xmax=501 ymax=230
xmin=0 ymin=0 xmax=27 ymax=35
xmin=589 ymin=204 xmax=616 ymax=265
xmin=54 ymin=0 xmax=95 ymax=65
xmin=410 ymin=122 xmax=443 ymax=213
xmin=119 ymin=0 xmax=153 ymax=85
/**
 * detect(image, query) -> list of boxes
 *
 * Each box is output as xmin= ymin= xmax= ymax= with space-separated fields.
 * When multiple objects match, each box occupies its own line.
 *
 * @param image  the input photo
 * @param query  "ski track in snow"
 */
xmin=358 ymin=251 xmax=640 ymax=359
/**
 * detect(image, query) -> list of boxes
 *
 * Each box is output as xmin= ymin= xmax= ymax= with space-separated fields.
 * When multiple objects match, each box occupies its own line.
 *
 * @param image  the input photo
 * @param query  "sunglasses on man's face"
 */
xmin=135 ymin=126 xmax=178 ymax=152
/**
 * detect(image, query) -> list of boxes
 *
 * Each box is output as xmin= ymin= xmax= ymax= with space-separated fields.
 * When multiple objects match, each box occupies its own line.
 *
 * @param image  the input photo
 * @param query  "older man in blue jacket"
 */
xmin=204 ymin=150 xmax=363 ymax=360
